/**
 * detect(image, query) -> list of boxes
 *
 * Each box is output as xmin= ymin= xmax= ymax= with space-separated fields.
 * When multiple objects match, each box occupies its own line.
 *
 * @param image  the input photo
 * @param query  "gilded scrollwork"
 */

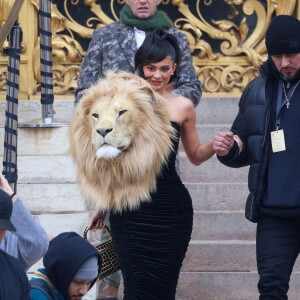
xmin=1 ymin=0 xmax=299 ymax=97
xmin=0 ymin=70 xmax=7 ymax=91
xmin=171 ymin=0 xmax=296 ymax=93
xmin=52 ymin=65 xmax=80 ymax=95
xmin=197 ymin=65 xmax=258 ymax=93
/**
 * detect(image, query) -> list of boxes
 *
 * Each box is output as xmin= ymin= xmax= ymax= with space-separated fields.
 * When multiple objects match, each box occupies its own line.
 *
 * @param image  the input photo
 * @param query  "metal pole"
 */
xmin=19 ymin=0 xmax=67 ymax=128
xmin=2 ymin=23 xmax=22 ymax=192
xmin=39 ymin=0 xmax=54 ymax=123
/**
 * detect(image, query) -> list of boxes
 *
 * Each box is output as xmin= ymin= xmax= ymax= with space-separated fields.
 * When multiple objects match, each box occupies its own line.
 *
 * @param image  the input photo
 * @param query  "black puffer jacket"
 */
xmin=217 ymin=58 xmax=280 ymax=223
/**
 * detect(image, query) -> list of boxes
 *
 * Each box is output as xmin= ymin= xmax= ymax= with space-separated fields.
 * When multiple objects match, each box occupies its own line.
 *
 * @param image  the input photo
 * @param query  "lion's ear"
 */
xmin=141 ymin=86 xmax=155 ymax=98
xmin=145 ymin=86 xmax=165 ymax=104
xmin=77 ymin=93 xmax=93 ymax=118
xmin=142 ymin=85 xmax=162 ymax=105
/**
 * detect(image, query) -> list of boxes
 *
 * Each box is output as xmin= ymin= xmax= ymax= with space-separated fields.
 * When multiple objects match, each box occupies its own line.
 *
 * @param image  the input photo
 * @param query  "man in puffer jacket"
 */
xmin=213 ymin=15 xmax=300 ymax=299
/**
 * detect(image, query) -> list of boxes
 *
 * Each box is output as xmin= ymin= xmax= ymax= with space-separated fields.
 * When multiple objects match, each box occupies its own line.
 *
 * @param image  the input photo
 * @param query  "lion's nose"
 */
xmin=96 ymin=128 xmax=113 ymax=137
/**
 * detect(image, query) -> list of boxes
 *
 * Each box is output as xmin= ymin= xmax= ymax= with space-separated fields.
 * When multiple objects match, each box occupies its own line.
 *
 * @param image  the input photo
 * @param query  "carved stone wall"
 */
xmin=0 ymin=0 xmax=299 ymax=99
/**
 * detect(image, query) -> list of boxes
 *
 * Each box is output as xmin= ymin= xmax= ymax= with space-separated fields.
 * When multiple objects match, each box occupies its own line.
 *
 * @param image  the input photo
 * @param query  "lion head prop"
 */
xmin=68 ymin=71 xmax=175 ymax=212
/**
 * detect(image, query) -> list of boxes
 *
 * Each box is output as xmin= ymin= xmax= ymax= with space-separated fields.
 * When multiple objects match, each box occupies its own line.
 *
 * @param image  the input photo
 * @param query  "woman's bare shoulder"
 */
xmin=167 ymin=93 xmax=194 ymax=109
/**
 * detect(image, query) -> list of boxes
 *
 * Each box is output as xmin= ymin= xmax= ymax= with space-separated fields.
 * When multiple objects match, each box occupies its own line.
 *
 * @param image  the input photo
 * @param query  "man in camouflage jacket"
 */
xmin=75 ymin=7 xmax=201 ymax=106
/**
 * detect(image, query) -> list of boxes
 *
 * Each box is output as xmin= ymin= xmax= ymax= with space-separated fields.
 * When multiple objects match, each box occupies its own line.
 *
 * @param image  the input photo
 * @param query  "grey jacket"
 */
xmin=0 ymin=197 xmax=48 ymax=271
xmin=75 ymin=21 xmax=201 ymax=105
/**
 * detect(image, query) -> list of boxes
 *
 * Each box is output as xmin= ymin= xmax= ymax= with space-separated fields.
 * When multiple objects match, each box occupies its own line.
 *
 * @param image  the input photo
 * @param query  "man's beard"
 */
xmin=281 ymin=67 xmax=300 ymax=81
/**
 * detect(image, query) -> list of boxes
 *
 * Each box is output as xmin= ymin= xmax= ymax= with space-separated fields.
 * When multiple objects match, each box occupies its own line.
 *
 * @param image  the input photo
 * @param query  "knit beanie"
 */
xmin=266 ymin=15 xmax=300 ymax=55
xmin=73 ymin=255 xmax=99 ymax=280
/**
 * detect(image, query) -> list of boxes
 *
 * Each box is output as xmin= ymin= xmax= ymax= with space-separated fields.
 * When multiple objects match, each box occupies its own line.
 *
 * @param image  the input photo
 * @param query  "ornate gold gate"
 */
xmin=0 ymin=0 xmax=299 ymax=100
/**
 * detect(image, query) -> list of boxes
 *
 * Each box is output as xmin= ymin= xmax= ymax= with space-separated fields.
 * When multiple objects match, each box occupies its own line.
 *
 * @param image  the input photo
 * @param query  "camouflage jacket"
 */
xmin=75 ymin=21 xmax=201 ymax=106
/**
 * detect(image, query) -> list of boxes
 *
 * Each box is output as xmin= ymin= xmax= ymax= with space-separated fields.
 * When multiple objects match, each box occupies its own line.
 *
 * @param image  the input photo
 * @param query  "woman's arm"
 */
xmin=180 ymin=99 xmax=216 ymax=166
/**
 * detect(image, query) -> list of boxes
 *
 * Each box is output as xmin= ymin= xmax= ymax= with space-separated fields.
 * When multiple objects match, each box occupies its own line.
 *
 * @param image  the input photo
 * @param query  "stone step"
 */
xmin=192 ymin=211 xmax=256 ymax=241
xmin=196 ymin=97 xmax=240 ymax=125
xmin=176 ymin=271 xmax=300 ymax=300
xmin=0 ymin=155 xmax=77 ymax=183
xmin=183 ymin=241 xmax=300 ymax=272
xmin=80 ymin=271 xmax=300 ymax=299
xmin=28 ymin=203 xmax=256 ymax=241
xmin=186 ymin=183 xmax=248 ymax=211
xmin=0 ymin=127 xmax=69 ymax=156
xmin=0 ymin=100 xmax=75 ymax=127
xmin=30 ymin=210 xmax=256 ymax=244
xmin=180 ymin=154 xmax=249 ymax=183
xmin=197 ymin=124 xmax=232 ymax=141
xmin=18 ymin=183 xmax=85 ymax=213
xmin=32 ymin=212 xmax=256 ymax=244
xmin=176 ymin=124 xmax=232 ymax=153
xmin=17 ymin=182 xmax=249 ymax=213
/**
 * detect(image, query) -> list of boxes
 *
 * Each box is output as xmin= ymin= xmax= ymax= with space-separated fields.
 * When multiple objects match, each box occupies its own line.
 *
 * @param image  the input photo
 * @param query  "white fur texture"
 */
xmin=96 ymin=145 xmax=122 ymax=159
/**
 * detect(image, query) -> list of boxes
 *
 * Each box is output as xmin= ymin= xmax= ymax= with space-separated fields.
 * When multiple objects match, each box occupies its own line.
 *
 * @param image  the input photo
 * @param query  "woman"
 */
xmin=89 ymin=29 xmax=233 ymax=299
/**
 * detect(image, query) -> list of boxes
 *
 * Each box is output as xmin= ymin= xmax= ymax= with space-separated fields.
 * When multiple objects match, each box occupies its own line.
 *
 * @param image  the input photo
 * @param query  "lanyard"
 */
xmin=275 ymin=81 xmax=296 ymax=129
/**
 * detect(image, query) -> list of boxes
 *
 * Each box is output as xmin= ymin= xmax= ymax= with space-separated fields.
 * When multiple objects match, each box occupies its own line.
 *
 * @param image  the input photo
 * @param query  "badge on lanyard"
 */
xmin=271 ymin=129 xmax=286 ymax=152
xmin=270 ymin=80 xmax=295 ymax=153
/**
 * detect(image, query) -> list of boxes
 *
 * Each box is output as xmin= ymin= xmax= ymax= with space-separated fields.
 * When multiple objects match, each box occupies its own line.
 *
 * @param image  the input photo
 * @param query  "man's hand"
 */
xmin=213 ymin=132 xmax=235 ymax=156
xmin=0 ymin=174 xmax=15 ymax=202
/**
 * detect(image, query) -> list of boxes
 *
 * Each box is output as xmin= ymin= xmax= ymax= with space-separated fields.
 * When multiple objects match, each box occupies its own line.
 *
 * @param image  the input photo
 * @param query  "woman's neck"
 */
xmin=157 ymin=88 xmax=169 ymax=98
xmin=156 ymin=84 xmax=174 ymax=98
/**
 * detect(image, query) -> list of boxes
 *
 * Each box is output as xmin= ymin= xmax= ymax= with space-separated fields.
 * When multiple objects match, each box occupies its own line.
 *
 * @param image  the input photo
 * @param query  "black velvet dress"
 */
xmin=110 ymin=122 xmax=193 ymax=300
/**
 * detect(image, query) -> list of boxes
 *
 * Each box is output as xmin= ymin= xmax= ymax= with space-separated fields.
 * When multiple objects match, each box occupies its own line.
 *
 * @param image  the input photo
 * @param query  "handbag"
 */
xmin=83 ymin=225 xmax=120 ymax=280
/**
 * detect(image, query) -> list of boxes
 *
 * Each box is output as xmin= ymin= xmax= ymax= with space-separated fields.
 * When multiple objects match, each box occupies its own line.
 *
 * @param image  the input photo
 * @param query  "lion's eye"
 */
xmin=92 ymin=113 xmax=99 ymax=119
xmin=118 ymin=110 xmax=127 ymax=117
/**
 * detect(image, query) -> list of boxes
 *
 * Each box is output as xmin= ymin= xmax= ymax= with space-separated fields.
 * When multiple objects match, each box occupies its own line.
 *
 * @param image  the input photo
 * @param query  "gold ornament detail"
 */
xmin=0 ymin=0 xmax=299 ymax=98
xmin=172 ymin=0 xmax=296 ymax=93
xmin=0 ymin=69 xmax=7 ymax=91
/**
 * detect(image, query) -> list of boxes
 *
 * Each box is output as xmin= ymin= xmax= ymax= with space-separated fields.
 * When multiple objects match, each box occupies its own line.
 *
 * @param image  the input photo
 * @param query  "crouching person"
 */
xmin=30 ymin=232 xmax=102 ymax=300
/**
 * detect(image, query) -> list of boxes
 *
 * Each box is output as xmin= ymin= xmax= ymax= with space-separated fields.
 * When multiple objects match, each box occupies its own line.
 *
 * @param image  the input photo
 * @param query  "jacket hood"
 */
xmin=43 ymin=232 xmax=102 ymax=300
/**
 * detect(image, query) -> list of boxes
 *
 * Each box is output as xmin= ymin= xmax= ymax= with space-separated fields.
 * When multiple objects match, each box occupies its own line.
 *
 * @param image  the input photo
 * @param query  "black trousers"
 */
xmin=256 ymin=216 xmax=300 ymax=299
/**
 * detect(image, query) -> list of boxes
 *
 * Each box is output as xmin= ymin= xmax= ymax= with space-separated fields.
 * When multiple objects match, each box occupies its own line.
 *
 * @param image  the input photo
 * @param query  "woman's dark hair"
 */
xmin=134 ymin=29 xmax=182 ymax=83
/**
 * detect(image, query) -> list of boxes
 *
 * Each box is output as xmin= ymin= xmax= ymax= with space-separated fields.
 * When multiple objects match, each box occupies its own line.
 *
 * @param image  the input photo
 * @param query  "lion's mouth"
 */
xmin=102 ymin=143 xmax=124 ymax=151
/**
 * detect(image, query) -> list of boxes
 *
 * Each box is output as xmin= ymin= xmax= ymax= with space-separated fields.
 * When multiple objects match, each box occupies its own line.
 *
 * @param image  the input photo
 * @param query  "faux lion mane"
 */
xmin=68 ymin=71 xmax=175 ymax=212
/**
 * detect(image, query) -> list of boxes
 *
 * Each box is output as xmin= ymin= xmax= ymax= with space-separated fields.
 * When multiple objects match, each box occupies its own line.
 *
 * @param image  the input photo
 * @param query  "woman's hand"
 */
xmin=88 ymin=208 xmax=107 ymax=231
xmin=213 ymin=132 xmax=235 ymax=156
